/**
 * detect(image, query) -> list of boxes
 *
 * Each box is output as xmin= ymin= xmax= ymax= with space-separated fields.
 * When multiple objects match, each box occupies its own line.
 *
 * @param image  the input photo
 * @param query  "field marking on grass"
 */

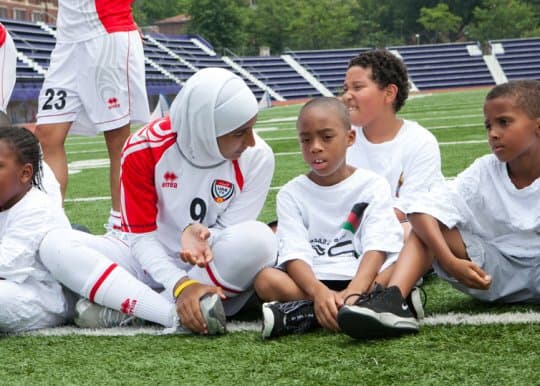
xmin=13 ymin=311 xmax=540 ymax=337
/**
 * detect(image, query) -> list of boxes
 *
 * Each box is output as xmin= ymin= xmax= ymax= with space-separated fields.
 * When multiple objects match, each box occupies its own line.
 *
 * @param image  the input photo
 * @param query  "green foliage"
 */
xmin=418 ymin=3 xmax=463 ymax=42
xmin=134 ymin=0 xmax=540 ymax=52
xmin=286 ymin=0 xmax=358 ymax=50
xmin=186 ymin=0 xmax=249 ymax=53
xmin=467 ymin=0 xmax=538 ymax=42
xmin=133 ymin=0 xmax=187 ymax=25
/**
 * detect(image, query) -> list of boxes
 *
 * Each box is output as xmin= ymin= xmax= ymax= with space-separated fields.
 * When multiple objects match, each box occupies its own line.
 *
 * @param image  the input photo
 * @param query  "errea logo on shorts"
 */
xmin=162 ymin=171 xmax=178 ymax=188
xmin=107 ymin=97 xmax=120 ymax=109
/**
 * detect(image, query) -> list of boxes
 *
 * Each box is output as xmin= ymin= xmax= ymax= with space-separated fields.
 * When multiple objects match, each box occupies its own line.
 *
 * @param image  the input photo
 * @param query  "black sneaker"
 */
xmin=337 ymin=286 xmax=419 ymax=339
xmin=261 ymin=300 xmax=319 ymax=339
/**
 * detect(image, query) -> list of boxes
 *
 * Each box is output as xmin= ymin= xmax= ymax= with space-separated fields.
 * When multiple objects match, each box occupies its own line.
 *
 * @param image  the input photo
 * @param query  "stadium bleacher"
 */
xmin=2 ymin=17 xmax=539 ymax=105
xmin=285 ymin=47 xmax=370 ymax=95
xmin=489 ymin=37 xmax=540 ymax=81
xmin=388 ymin=42 xmax=495 ymax=90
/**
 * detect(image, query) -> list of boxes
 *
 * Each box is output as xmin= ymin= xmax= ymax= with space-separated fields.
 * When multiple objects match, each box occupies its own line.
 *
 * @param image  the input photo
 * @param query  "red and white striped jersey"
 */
xmin=56 ymin=0 xmax=137 ymax=43
xmin=120 ymin=116 xmax=274 ymax=258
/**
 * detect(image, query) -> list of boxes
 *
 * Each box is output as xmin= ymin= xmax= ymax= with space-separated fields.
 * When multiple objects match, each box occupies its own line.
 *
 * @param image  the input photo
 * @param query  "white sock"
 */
xmin=107 ymin=209 xmax=122 ymax=231
xmin=40 ymin=229 xmax=176 ymax=327
xmin=84 ymin=262 xmax=176 ymax=327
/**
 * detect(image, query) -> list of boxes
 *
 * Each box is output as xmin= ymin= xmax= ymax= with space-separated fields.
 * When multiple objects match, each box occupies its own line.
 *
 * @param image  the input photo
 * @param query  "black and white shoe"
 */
xmin=406 ymin=286 xmax=426 ymax=320
xmin=261 ymin=300 xmax=319 ymax=339
xmin=337 ymin=285 xmax=419 ymax=339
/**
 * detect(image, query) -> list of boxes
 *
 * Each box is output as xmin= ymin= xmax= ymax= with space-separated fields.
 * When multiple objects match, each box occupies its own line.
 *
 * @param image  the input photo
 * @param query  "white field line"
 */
xmin=12 ymin=311 xmax=540 ymax=337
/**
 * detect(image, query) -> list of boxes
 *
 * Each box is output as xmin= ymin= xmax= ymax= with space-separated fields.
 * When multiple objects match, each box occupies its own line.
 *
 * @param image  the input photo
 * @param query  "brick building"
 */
xmin=0 ymin=0 xmax=58 ymax=23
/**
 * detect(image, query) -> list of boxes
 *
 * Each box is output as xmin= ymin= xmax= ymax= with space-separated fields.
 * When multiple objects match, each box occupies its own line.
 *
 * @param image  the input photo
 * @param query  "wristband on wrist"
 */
xmin=174 ymin=279 xmax=199 ymax=299
xmin=182 ymin=223 xmax=195 ymax=234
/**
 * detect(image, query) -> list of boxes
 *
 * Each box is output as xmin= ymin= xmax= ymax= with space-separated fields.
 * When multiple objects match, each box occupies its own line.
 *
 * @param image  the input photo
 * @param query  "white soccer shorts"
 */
xmin=36 ymin=30 xmax=150 ymax=135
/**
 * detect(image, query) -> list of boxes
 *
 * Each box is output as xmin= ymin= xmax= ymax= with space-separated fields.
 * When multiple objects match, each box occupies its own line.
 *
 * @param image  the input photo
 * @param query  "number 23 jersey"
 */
xmin=120 ymin=117 xmax=275 ymax=257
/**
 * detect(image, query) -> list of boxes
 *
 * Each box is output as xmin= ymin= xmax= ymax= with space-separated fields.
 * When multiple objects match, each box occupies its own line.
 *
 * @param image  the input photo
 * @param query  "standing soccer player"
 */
xmin=0 ymin=22 xmax=16 ymax=115
xmin=35 ymin=0 xmax=150 ymax=231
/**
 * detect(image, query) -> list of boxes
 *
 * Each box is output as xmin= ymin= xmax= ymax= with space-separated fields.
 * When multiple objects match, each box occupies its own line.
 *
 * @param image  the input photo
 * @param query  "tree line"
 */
xmin=134 ymin=0 xmax=540 ymax=55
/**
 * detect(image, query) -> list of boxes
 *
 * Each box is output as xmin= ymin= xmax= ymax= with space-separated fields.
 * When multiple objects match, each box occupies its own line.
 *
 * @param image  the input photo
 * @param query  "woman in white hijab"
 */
xmin=39 ymin=68 xmax=276 ymax=335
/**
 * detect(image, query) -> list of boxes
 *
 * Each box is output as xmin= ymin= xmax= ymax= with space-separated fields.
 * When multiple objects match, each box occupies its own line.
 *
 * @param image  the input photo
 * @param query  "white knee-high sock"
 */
xmin=40 ymin=229 xmax=176 ymax=327
xmin=82 ymin=261 xmax=176 ymax=327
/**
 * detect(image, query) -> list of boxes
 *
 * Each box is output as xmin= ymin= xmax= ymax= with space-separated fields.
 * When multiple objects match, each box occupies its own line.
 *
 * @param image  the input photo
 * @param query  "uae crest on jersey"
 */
xmin=211 ymin=179 xmax=235 ymax=203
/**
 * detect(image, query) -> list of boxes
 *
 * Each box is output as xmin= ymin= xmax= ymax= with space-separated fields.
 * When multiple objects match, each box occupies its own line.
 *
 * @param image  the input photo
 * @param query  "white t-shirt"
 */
xmin=410 ymin=154 xmax=540 ymax=258
xmin=120 ymin=116 xmax=275 ymax=293
xmin=56 ymin=0 xmax=137 ymax=43
xmin=277 ymin=169 xmax=403 ymax=280
xmin=346 ymin=120 xmax=443 ymax=214
xmin=0 ymin=188 xmax=71 ymax=283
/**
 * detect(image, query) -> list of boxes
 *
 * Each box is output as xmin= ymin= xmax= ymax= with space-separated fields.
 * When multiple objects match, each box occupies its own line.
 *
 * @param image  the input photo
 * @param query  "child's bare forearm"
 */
xmin=347 ymin=250 xmax=385 ymax=294
xmin=286 ymin=259 xmax=326 ymax=299
xmin=408 ymin=213 xmax=456 ymax=265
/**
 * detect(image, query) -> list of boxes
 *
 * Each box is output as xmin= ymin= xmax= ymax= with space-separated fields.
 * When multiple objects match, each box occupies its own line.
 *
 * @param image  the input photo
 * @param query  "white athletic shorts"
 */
xmin=433 ymin=230 xmax=540 ymax=303
xmin=0 ymin=30 xmax=16 ymax=113
xmin=0 ymin=278 xmax=70 ymax=333
xmin=36 ymin=30 xmax=150 ymax=136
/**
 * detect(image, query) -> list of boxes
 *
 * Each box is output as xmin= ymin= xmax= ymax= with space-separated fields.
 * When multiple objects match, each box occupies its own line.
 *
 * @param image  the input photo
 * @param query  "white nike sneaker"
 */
xmin=74 ymin=298 xmax=145 ymax=328
xmin=161 ymin=293 xmax=227 ymax=335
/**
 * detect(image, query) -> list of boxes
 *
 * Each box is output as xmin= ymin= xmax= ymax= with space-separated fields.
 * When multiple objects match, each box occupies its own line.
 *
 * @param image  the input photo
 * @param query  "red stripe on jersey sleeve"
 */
xmin=0 ymin=24 xmax=6 ymax=47
xmin=232 ymin=160 xmax=244 ymax=191
xmin=95 ymin=0 xmax=137 ymax=33
xmin=121 ymin=118 xmax=176 ymax=233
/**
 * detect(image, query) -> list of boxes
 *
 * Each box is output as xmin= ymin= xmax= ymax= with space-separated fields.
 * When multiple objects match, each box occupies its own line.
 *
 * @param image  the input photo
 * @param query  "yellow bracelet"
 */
xmin=174 ymin=279 xmax=199 ymax=299
xmin=182 ymin=223 xmax=195 ymax=234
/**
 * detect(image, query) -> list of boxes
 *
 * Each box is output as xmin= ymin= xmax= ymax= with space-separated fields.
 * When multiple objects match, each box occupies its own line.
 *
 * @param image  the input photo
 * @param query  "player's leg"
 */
xmin=39 ymin=228 xmax=177 ymax=328
xmin=34 ymin=122 xmax=72 ymax=199
xmin=79 ymin=31 xmax=149 ymax=230
xmin=337 ymin=230 xmax=430 ymax=339
xmin=254 ymin=267 xmax=308 ymax=301
xmin=0 ymin=280 xmax=67 ymax=333
xmin=254 ymin=268 xmax=325 ymax=339
xmin=103 ymin=123 xmax=130 ymax=216
xmin=35 ymin=42 xmax=81 ymax=202
xmin=187 ymin=221 xmax=277 ymax=314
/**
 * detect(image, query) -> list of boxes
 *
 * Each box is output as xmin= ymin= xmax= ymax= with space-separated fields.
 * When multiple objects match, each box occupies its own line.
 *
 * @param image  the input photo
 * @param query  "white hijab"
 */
xmin=170 ymin=67 xmax=258 ymax=168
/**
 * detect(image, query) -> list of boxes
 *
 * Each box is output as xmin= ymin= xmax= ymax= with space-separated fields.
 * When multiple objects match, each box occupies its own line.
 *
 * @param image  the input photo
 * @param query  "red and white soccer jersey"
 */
xmin=56 ymin=0 xmax=137 ymax=43
xmin=0 ymin=23 xmax=16 ymax=113
xmin=120 ymin=116 xmax=274 ymax=292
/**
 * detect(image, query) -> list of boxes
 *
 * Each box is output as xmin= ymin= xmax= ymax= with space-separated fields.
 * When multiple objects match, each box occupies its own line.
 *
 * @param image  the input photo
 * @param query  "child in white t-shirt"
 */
xmin=254 ymin=97 xmax=404 ymax=338
xmin=337 ymin=80 xmax=540 ymax=340
xmin=0 ymin=127 xmax=72 ymax=332
xmin=343 ymin=50 xmax=443 ymax=234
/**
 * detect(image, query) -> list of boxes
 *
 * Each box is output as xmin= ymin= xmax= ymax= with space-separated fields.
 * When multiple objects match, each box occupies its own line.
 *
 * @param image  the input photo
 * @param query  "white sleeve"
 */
xmin=0 ymin=204 xmax=54 ymax=283
xmin=213 ymin=140 xmax=274 ymax=230
xmin=357 ymin=177 xmax=403 ymax=255
xmin=407 ymin=158 xmax=483 ymax=228
xmin=275 ymin=187 xmax=315 ymax=267
xmin=397 ymin=132 xmax=442 ymax=214
xmin=129 ymin=232 xmax=187 ymax=296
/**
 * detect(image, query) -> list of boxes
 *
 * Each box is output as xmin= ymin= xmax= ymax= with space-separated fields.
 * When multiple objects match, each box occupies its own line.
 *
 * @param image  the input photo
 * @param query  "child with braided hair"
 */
xmin=0 ymin=127 xmax=72 ymax=332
